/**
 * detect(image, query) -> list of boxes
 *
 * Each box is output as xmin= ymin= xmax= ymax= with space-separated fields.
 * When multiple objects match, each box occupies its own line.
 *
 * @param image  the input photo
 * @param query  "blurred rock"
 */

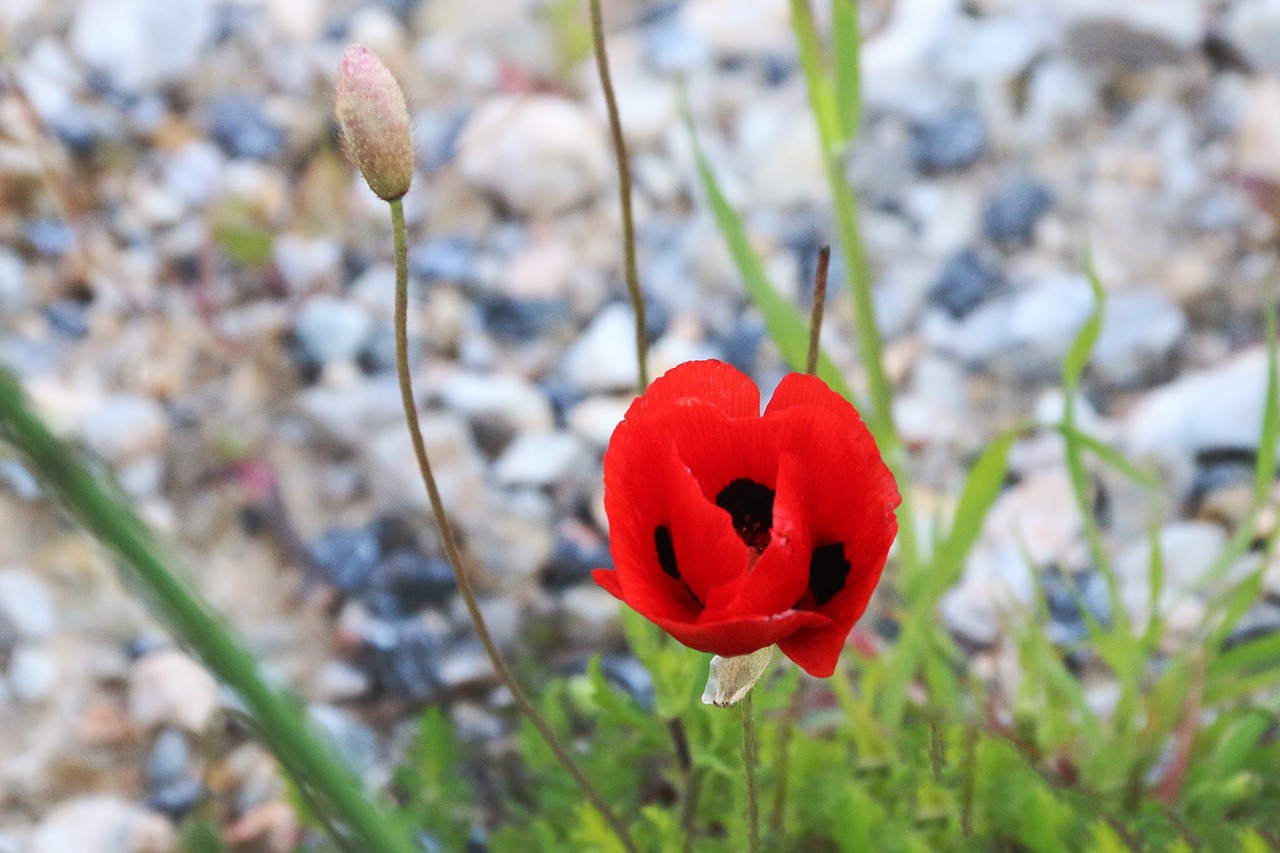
xmin=0 ymin=567 xmax=55 ymax=640
xmin=1055 ymin=0 xmax=1206 ymax=68
xmin=1224 ymin=0 xmax=1280 ymax=76
xmin=927 ymin=248 xmax=1006 ymax=319
xmin=559 ymin=586 xmax=623 ymax=648
xmin=1091 ymin=290 xmax=1185 ymax=385
xmin=30 ymin=796 xmax=176 ymax=853
xmin=982 ymin=178 xmax=1054 ymax=244
xmin=494 ymin=432 xmax=586 ymax=488
xmin=208 ymin=96 xmax=287 ymax=162
xmin=144 ymin=729 xmax=201 ymax=819
xmin=294 ymin=296 xmax=374 ymax=366
xmin=458 ymin=96 xmax=611 ymax=217
xmin=910 ymin=108 xmax=987 ymax=172
xmin=437 ymin=371 xmax=555 ymax=445
xmin=70 ymin=0 xmax=214 ymax=93
xmin=128 ymin=651 xmax=219 ymax=733
xmin=564 ymin=304 xmax=643 ymax=393
xmin=81 ymin=396 xmax=169 ymax=465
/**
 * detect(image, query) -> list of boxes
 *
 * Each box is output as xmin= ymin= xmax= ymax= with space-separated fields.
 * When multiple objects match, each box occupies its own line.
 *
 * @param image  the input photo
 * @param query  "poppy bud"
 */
xmin=335 ymin=44 xmax=413 ymax=201
xmin=702 ymin=646 xmax=773 ymax=708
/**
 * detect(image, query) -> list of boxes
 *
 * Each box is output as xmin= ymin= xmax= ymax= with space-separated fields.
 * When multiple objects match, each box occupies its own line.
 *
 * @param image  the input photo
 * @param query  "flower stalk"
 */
xmin=388 ymin=200 xmax=638 ymax=853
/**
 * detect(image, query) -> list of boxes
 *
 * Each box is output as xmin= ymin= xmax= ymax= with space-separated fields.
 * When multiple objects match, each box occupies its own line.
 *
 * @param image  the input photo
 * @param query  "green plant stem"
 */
xmin=741 ymin=691 xmax=761 ymax=853
xmin=388 ymin=199 xmax=638 ymax=853
xmin=0 ymin=375 xmax=417 ymax=853
xmin=589 ymin=0 xmax=647 ymax=393
xmin=806 ymin=245 xmax=831 ymax=376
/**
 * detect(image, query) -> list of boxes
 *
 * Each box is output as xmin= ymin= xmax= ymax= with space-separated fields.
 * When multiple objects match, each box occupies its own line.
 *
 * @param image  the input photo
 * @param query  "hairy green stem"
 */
xmin=388 ymin=199 xmax=638 ymax=853
xmin=742 ymin=691 xmax=761 ymax=853
xmin=0 ymin=374 xmax=417 ymax=853
xmin=589 ymin=0 xmax=647 ymax=393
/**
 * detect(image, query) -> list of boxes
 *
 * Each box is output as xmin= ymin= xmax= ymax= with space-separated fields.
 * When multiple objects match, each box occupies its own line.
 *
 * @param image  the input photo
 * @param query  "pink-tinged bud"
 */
xmin=335 ymin=44 xmax=413 ymax=201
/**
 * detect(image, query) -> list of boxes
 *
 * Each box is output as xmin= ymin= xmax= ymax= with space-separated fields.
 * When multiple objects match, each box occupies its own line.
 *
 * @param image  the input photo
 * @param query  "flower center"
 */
xmin=715 ymin=478 xmax=775 ymax=553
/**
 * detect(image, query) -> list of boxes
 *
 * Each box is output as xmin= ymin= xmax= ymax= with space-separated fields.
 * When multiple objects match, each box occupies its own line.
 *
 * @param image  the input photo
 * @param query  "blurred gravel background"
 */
xmin=4 ymin=0 xmax=1280 ymax=849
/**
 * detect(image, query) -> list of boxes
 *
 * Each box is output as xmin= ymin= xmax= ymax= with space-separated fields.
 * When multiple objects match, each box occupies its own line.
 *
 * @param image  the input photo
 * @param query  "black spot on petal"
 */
xmin=655 ymin=526 xmax=679 ymax=579
xmin=809 ymin=543 xmax=851 ymax=606
xmin=716 ymin=479 xmax=775 ymax=552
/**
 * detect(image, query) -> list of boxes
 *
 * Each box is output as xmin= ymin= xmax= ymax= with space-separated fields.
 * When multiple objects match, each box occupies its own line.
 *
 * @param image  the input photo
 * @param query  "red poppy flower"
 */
xmin=593 ymin=360 xmax=900 ymax=678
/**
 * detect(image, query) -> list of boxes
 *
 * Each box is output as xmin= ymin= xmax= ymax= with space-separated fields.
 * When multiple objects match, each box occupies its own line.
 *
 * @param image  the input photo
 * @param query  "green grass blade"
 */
xmin=927 ymin=426 xmax=1022 ymax=601
xmin=831 ymin=0 xmax=862 ymax=144
xmin=684 ymin=104 xmax=857 ymax=405
xmin=0 ymin=369 xmax=419 ymax=853
xmin=790 ymin=0 xmax=839 ymax=146
xmin=1055 ymin=424 xmax=1159 ymax=489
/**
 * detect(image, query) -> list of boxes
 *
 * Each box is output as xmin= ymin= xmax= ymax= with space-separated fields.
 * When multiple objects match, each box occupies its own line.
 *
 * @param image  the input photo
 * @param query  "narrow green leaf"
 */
xmin=790 ymin=0 xmax=839 ymax=146
xmin=1063 ymin=264 xmax=1105 ymax=394
xmin=684 ymin=107 xmax=857 ymax=405
xmin=1056 ymin=424 xmax=1158 ymax=489
xmin=831 ymin=0 xmax=862 ymax=144
xmin=928 ymin=427 xmax=1021 ymax=600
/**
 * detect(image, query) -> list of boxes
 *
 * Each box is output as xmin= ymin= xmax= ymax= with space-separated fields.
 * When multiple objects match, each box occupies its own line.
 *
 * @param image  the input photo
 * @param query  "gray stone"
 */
xmin=494 ymin=432 xmax=585 ymax=488
xmin=294 ymin=296 xmax=374 ymax=366
xmin=0 ymin=568 xmax=55 ymax=640
xmin=128 ymin=650 xmax=220 ymax=733
xmin=457 ymin=96 xmax=611 ymax=217
xmin=928 ymin=248 xmax=1006 ymax=319
xmin=70 ymin=0 xmax=214 ymax=94
xmin=1054 ymin=0 xmax=1206 ymax=68
xmin=1091 ymin=290 xmax=1186 ymax=385
xmin=81 ymin=396 xmax=169 ymax=465
xmin=910 ymin=108 xmax=988 ymax=172
xmin=559 ymin=586 xmax=623 ymax=648
xmin=982 ymin=179 xmax=1054 ymax=244
xmin=7 ymin=646 xmax=57 ymax=703
xmin=0 ymin=249 xmax=27 ymax=315
xmin=30 ymin=796 xmax=175 ymax=853
xmin=438 ymin=371 xmax=555 ymax=438
xmin=563 ymin=304 xmax=644 ymax=393
xmin=1225 ymin=0 xmax=1280 ymax=76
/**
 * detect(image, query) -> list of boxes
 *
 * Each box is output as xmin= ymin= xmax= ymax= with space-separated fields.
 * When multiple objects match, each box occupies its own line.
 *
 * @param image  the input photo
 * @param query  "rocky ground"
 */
xmin=4 ymin=0 xmax=1280 ymax=849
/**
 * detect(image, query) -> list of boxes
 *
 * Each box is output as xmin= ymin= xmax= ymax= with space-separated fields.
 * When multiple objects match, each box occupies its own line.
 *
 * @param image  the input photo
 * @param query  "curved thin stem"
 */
xmin=589 ymin=0 xmax=647 ymax=393
xmin=741 ymin=691 xmax=761 ymax=853
xmin=388 ymin=199 xmax=638 ymax=853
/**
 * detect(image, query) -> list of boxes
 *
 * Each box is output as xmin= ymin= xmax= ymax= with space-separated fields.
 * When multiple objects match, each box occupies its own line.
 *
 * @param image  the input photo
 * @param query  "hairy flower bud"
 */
xmin=335 ymin=44 xmax=413 ymax=201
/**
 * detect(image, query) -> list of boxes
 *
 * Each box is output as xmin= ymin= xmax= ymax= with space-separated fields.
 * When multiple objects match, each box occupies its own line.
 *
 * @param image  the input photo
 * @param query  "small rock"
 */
xmin=1091 ymin=290 xmax=1185 ymax=385
xmin=1125 ymin=347 xmax=1269 ymax=471
xmin=367 ymin=623 xmax=442 ymax=702
xmin=494 ymin=432 xmax=585 ymax=488
xmin=30 ymin=796 xmax=176 ymax=853
xmin=144 ymin=728 xmax=202 ymax=819
xmin=310 ymin=525 xmax=381 ymax=593
xmin=678 ymin=0 xmax=790 ymax=56
xmin=567 ymin=396 xmax=629 ymax=449
xmin=273 ymin=235 xmax=341 ymax=293
xmin=544 ymin=520 xmax=613 ymax=589
xmin=1236 ymin=77 xmax=1280 ymax=184
xmin=1186 ymin=451 xmax=1255 ymax=526
xmin=559 ymin=586 xmax=622 ymax=647
xmin=208 ymin=96 xmax=288 ymax=162
xmin=438 ymin=371 xmax=555 ymax=445
xmin=81 ymin=396 xmax=169 ymax=465
xmin=294 ymin=296 xmax=374 ymax=366
xmin=310 ymin=659 xmax=371 ymax=702
xmin=363 ymin=550 xmax=456 ymax=617
xmin=411 ymin=238 xmax=480 ymax=285
xmin=457 ymin=95 xmax=611 ymax=217
xmin=1116 ymin=521 xmax=1226 ymax=627
xmin=1225 ymin=0 xmax=1280 ymax=76
xmin=910 ymin=108 xmax=987 ymax=172
xmin=479 ymin=295 xmax=571 ymax=342
xmin=502 ymin=237 xmax=575 ymax=300
xmin=0 ymin=567 xmax=56 ymax=640
xmin=128 ymin=650 xmax=220 ymax=733
xmin=7 ymin=645 xmax=58 ymax=702
xmin=465 ymin=490 xmax=556 ymax=589
xmin=563 ymin=304 xmax=643 ymax=393
xmin=928 ymin=248 xmax=1006 ymax=319
xmin=982 ymin=179 xmax=1054 ymax=244
xmin=70 ymin=0 xmax=214 ymax=93
xmin=599 ymin=656 xmax=655 ymax=711
xmin=1056 ymin=0 xmax=1206 ymax=69
xmin=0 ymin=249 xmax=26 ymax=314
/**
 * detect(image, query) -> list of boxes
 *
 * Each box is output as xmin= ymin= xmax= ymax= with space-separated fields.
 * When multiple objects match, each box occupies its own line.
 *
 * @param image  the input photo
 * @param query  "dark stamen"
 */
xmin=809 ymin=543 xmax=851 ymax=606
xmin=715 ymin=479 xmax=775 ymax=552
xmin=655 ymin=526 xmax=679 ymax=578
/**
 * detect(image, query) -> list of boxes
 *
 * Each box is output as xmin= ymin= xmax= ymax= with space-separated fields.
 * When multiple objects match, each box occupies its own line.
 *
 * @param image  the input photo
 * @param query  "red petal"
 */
xmin=651 ymin=608 xmax=830 ymax=658
xmin=627 ymin=360 xmax=760 ymax=423
xmin=593 ymin=567 xmax=624 ymax=598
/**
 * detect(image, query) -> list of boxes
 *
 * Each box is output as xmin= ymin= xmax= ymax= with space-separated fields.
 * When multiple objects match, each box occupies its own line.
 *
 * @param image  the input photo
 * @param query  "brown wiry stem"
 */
xmin=589 ymin=0 xmax=647 ymax=393
xmin=806 ymin=245 xmax=831 ymax=376
xmin=389 ymin=199 xmax=637 ymax=853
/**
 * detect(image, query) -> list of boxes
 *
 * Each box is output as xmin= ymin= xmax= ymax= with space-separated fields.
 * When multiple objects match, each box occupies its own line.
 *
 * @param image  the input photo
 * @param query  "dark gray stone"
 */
xmin=928 ymin=248 xmax=1006 ymax=318
xmin=208 ymin=95 xmax=287 ymax=161
xmin=910 ymin=109 xmax=987 ymax=172
xmin=982 ymin=179 xmax=1055 ymax=243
